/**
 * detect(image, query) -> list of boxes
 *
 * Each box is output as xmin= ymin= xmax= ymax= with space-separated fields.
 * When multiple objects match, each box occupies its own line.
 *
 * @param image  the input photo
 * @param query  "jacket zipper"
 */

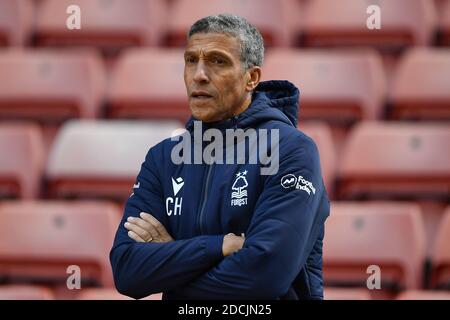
xmin=197 ymin=164 xmax=214 ymax=235
xmin=196 ymin=118 xmax=234 ymax=235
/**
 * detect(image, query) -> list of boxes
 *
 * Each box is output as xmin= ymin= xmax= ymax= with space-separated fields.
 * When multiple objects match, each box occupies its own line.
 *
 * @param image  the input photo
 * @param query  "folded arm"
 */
xmin=110 ymin=147 xmax=226 ymax=299
xmin=171 ymin=143 xmax=330 ymax=299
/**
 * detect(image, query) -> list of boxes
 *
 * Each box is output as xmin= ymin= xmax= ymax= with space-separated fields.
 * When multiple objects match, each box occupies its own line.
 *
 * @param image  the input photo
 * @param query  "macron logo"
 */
xmin=172 ymin=177 xmax=184 ymax=196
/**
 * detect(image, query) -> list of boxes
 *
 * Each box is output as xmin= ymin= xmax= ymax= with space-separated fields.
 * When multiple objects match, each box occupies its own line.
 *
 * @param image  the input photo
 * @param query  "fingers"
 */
xmin=128 ymin=216 xmax=159 ymax=240
xmin=127 ymin=230 xmax=145 ymax=243
xmin=124 ymin=218 xmax=153 ymax=242
xmin=125 ymin=212 xmax=174 ymax=243
xmin=140 ymin=212 xmax=168 ymax=237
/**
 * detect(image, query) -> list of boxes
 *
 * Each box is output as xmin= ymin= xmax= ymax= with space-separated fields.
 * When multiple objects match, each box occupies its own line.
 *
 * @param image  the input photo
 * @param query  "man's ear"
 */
xmin=245 ymin=66 xmax=262 ymax=92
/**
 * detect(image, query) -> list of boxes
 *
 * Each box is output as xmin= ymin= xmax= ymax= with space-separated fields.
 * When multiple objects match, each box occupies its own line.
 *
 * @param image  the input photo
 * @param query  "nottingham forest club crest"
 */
xmin=231 ymin=171 xmax=248 ymax=207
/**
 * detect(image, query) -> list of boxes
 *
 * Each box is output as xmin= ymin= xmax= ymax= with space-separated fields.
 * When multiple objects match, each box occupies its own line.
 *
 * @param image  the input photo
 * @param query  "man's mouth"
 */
xmin=191 ymin=91 xmax=213 ymax=99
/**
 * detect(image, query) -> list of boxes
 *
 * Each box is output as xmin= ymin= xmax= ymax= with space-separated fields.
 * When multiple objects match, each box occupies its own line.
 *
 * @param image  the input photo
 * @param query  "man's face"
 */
xmin=184 ymin=32 xmax=251 ymax=122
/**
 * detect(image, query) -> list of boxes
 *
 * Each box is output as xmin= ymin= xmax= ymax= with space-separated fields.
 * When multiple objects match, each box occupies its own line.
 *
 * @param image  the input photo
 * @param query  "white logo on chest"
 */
xmin=231 ymin=171 xmax=248 ymax=207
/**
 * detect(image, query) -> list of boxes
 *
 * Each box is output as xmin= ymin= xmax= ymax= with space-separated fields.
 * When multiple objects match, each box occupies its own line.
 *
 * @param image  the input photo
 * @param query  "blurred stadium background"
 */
xmin=0 ymin=0 xmax=449 ymax=300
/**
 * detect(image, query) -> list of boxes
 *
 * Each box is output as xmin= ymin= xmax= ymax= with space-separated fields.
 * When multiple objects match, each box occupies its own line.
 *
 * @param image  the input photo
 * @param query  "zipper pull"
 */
xmin=232 ymin=115 xmax=239 ymax=129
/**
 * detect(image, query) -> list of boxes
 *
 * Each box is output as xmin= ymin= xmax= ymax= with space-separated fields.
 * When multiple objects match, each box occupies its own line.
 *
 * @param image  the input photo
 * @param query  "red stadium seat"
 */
xmin=167 ymin=0 xmax=300 ymax=47
xmin=0 ymin=285 xmax=54 ymax=300
xmin=299 ymin=122 xmax=336 ymax=198
xmin=262 ymin=49 xmax=386 ymax=124
xmin=0 ymin=0 xmax=33 ymax=46
xmin=324 ymin=287 xmax=371 ymax=300
xmin=324 ymin=202 xmax=426 ymax=292
xmin=303 ymin=0 xmax=437 ymax=50
xmin=390 ymin=48 xmax=450 ymax=120
xmin=0 ymin=201 xmax=120 ymax=288
xmin=338 ymin=122 xmax=450 ymax=200
xmin=0 ymin=49 xmax=106 ymax=123
xmin=0 ymin=123 xmax=45 ymax=199
xmin=430 ymin=206 xmax=450 ymax=289
xmin=46 ymin=120 xmax=184 ymax=200
xmin=35 ymin=0 xmax=167 ymax=50
xmin=76 ymin=288 xmax=162 ymax=300
xmin=396 ymin=290 xmax=450 ymax=300
xmin=440 ymin=0 xmax=450 ymax=45
xmin=108 ymin=49 xmax=188 ymax=122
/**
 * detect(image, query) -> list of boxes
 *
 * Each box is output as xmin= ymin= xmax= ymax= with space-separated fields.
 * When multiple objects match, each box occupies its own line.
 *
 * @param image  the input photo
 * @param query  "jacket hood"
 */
xmin=186 ymin=80 xmax=300 ymax=131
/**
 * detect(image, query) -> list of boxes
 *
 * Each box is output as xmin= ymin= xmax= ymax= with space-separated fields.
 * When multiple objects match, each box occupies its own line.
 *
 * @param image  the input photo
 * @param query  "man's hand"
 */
xmin=222 ymin=233 xmax=245 ymax=257
xmin=124 ymin=212 xmax=174 ymax=243
xmin=124 ymin=213 xmax=244 ymax=256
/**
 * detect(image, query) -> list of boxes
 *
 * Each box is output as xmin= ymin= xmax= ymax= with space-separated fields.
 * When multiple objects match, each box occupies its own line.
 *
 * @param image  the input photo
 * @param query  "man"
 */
xmin=110 ymin=14 xmax=330 ymax=300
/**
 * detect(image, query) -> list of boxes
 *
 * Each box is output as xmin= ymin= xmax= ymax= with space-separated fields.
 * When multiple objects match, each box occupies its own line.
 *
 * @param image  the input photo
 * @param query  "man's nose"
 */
xmin=193 ymin=61 xmax=209 ymax=83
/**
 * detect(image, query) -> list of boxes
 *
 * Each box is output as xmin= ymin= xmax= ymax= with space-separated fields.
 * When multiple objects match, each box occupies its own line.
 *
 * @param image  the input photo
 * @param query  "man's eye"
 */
xmin=212 ymin=57 xmax=226 ymax=65
xmin=185 ymin=56 xmax=196 ymax=64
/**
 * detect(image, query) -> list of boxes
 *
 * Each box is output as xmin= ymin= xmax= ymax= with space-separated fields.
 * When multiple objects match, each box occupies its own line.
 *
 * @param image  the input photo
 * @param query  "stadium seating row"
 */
xmin=326 ymin=202 xmax=450 ymax=295
xmin=0 ymin=48 xmax=449 ymax=123
xmin=0 ymin=201 xmax=119 ymax=291
xmin=1 ymin=121 xmax=449 ymax=202
xmin=0 ymin=200 xmax=448 ymax=297
xmin=1 ymin=0 xmax=449 ymax=48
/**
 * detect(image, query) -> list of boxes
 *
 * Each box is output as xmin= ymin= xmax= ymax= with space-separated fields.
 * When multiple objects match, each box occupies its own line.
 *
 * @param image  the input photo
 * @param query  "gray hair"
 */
xmin=187 ymin=13 xmax=264 ymax=70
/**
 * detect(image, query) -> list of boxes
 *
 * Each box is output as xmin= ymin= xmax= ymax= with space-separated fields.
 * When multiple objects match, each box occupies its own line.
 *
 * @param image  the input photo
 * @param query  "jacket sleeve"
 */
xmin=174 ymin=138 xmax=330 ymax=299
xmin=109 ymin=146 xmax=224 ymax=299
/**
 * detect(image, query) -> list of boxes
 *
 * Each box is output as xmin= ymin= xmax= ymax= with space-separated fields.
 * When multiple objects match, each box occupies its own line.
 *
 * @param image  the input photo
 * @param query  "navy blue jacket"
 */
xmin=110 ymin=80 xmax=330 ymax=300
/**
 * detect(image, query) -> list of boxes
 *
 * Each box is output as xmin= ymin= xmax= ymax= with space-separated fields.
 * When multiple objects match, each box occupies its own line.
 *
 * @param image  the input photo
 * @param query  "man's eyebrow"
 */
xmin=184 ymin=50 xmax=196 ymax=56
xmin=184 ymin=49 xmax=233 ymax=59
xmin=205 ymin=50 xmax=234 ymax=60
